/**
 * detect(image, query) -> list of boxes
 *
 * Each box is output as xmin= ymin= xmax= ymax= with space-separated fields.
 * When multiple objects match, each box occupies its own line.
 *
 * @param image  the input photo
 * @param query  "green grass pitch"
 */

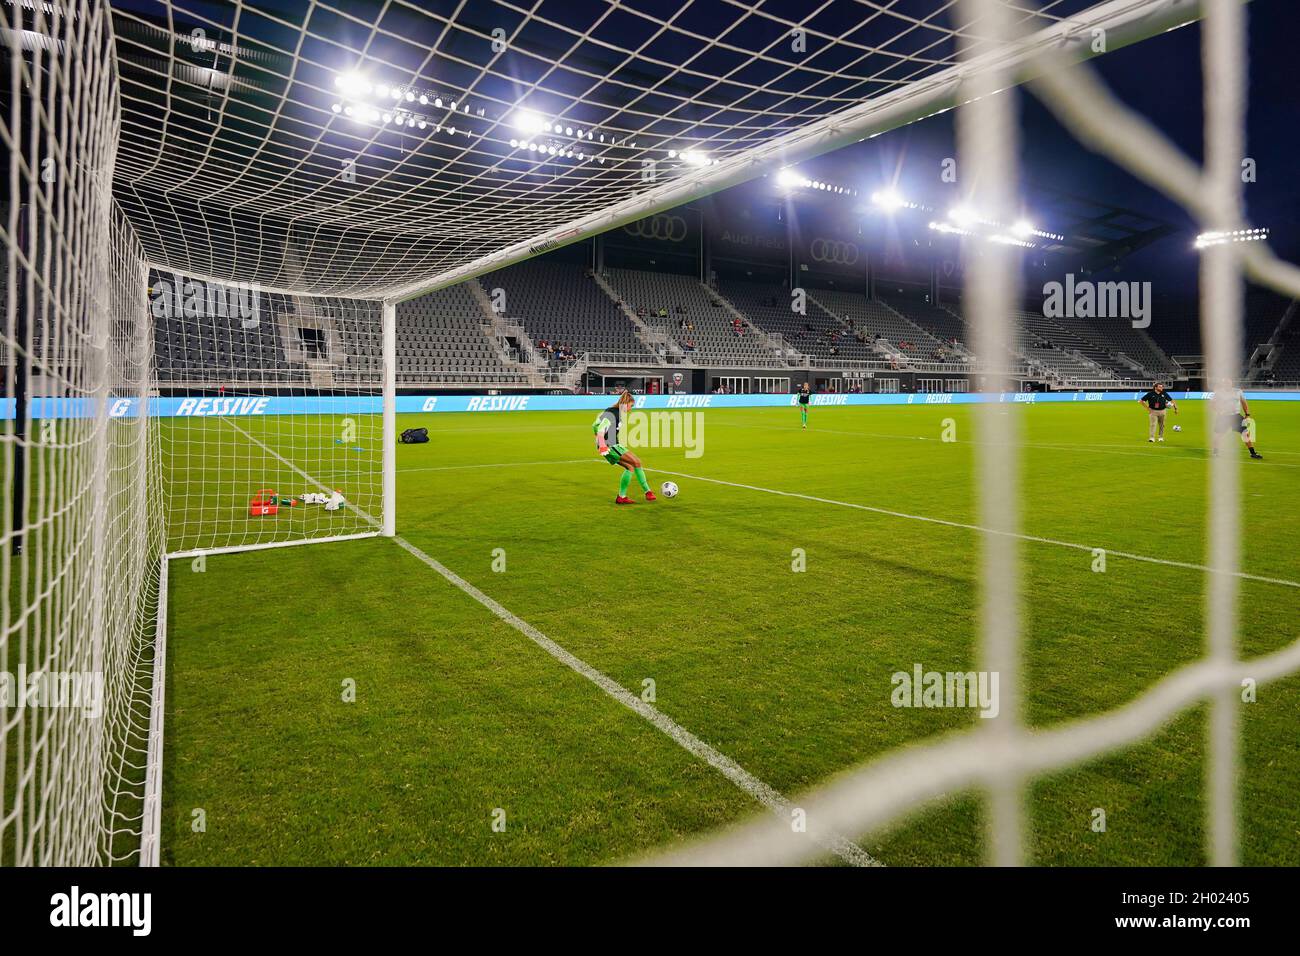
xmin=159 ymin=399 xmax=1300 ymax=866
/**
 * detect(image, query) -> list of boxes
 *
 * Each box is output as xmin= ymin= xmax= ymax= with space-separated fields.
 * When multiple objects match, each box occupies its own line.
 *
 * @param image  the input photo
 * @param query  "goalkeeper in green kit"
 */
xmin=796 ymin=382 xmax=811 ymax=429
xmin=593 ymin=388 xmax=656 ymax=504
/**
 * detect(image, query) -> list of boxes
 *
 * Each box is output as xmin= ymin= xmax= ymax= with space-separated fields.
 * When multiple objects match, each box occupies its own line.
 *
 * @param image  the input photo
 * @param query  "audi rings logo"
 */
xmin=624 ymin=214 xmax=688 ymax=242
xmin=809 ymin=238 xmax=859 ymax=265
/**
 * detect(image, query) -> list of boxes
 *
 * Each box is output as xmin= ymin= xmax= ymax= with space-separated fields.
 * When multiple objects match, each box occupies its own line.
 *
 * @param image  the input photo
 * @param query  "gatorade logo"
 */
xmin=665 ymin=396 xmax=711 ymax=408
xmin=466 ymin=396 xmax=530 ymax=412
xmin=175 ymin=397 xmax=270 ymax=416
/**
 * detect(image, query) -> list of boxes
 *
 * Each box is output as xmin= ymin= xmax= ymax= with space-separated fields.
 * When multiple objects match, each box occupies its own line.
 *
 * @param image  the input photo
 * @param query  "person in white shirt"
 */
xmin=1211 ymin=380 xmax=1263 ymax=460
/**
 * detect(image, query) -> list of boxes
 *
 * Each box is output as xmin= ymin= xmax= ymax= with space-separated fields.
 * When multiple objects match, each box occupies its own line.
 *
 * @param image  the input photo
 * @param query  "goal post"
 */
xmin=382 ymin=301 xmax=396 ymax=539
xmin=151 ymin=278 xmax=393 ymax=557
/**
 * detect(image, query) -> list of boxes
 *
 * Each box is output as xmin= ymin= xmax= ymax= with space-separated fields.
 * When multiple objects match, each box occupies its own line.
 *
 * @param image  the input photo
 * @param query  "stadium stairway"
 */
xmin=393 ymin=283 xmax=534 ymax=387
xmin=810 ymin=290 xmax=953 ymax=364
xmin=589 ymin=270 xmax=679 ymax=364
xmin=482 ymin=260 xmax=658 ymax=370
xmin=468 ymin=280 xmax=552 ymax=384
xmin=704 ymin=285 xmax=794 ymax=364
xmin=600 ymin=268 xmax=785 ymax=367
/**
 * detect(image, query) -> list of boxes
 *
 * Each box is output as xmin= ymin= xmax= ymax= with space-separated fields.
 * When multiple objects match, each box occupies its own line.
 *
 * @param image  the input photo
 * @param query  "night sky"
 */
xmin=720 ymin=0 xmax=1298 ymax=307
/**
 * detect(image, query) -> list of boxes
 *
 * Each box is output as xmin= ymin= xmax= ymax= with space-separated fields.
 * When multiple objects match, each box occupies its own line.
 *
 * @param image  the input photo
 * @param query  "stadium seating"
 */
xmin=152 ymin=294 xmax=308 ymax=385
xmin=389 ymin=284 xmax=530 ymax=385
xmin=134 ymin=256 xmax=1288 ymax=389
xmin=716 ymin=279 xmax=874 ymax=360
xmin=1076 ymin=319 xmax=1179 ymax=378
xmin=485 ymin=260 xmax=655 ymax=364
xmin=151 ymin=280 xmax=531 ymax=387
xmin=884 ymin=298 xmax=971 ymax=354
xmin=602 ymin=268 xmax=779 ymax=366
xmin=1269 ymin=329 xmax=1300 ymax=382
xmin=810 ymin=290 xmax=953 ymax=362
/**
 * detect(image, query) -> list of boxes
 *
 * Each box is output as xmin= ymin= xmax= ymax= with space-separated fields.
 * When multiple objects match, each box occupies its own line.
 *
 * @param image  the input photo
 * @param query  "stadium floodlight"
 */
xmin=949 ymin=204 xmax=978 ymax=226
xmin=1011 ymin=219 xmax=1035 ymax=237
xmin=513 ymin=110 xmax=545 ymax=133
xmin=871 ymin=189 xmax=906 ymax=211
xmin=990 ymin=233 xmax=1034 ymax=248
xmin=928 ymin=220 xmax=972 ymax=237
xmin=333 ymin=71 xmax=369 ymax=98
xmin=1195 ymin=227 xmax=1269 ymax=249
xmin=776 ymin=168 xmax=807 ymax=190
xmin=680 ymin=149 xmax=710 ymax=166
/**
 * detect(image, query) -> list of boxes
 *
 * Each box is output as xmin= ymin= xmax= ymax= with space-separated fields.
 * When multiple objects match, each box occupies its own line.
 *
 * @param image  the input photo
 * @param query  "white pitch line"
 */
xmin=392 ymin=535 xmax=878 ymax=868
xmin=650 ymin=467 xmax=1300 ymax=590
xmin=221 ymin=418 xmax=877 ymax=867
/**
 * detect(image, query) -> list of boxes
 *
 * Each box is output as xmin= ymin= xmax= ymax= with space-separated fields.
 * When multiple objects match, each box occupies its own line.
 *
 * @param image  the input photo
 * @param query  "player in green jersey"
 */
xmin=593 ymin=388 xmax=656 ymax=504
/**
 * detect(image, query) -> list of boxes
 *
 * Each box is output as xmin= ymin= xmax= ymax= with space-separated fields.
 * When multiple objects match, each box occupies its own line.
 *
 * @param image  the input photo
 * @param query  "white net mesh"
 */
xmin=1 ymin=0 xmax=160 ymax=864
xmin=650 ymin=0 xmax=1300 ymax=865
xmin=106 ymin=0 xmax=1178 ymax=299
xmin=2 ymin=0 xmax=1299 ymax=868
xmin=152 ymin=278 xmax=384 ymax=555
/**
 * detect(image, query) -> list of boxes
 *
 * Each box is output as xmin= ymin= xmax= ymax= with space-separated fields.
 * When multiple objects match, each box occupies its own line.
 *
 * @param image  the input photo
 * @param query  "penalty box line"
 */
xmin=649 ymin=467 xmax=1300 ymax=591
xmin=220 ymin=418 xmax=878 ymax=867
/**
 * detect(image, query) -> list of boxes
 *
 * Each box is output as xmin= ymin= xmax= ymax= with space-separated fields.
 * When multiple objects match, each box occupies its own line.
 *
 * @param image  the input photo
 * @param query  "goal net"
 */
xmin=153 ymin=279 xmax=386 ymax=556
xmin=4 ymin=0 xmax=1300 ymax=869
xmin=1 ymin=0 xmax=159 ymax=862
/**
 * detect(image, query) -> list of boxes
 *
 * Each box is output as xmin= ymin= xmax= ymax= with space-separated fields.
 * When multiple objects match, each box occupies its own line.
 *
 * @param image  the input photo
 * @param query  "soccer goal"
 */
xmin=4 ymin=0 xmax=1300 ymax=871
xmin=152 ymin=279 xmax=395 ymax=557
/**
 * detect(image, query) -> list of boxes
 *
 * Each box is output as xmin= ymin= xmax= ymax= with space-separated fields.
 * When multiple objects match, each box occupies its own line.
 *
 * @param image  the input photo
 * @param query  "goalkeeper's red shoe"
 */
xmin=615 ymin=495 xmax=635 ymax=505
xmin=644 ymin=491 xmax=657 ymax=501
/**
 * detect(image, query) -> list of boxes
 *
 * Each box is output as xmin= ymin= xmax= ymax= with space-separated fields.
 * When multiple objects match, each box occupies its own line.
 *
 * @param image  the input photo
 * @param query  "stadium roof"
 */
xmin=104 ymin=0 xmax=1208 ymax=299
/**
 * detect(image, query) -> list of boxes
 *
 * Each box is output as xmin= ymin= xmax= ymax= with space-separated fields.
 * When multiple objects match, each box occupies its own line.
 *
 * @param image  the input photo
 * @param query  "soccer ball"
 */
xmin=1172 ymin=425 xmax=1182 ymax=432
xmin=661 ymin=481 xmax=679 ymax=498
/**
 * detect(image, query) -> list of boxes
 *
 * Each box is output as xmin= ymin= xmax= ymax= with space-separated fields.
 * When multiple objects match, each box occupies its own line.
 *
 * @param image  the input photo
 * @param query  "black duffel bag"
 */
xmin=400 ymin=427 xmax=429 ymax=444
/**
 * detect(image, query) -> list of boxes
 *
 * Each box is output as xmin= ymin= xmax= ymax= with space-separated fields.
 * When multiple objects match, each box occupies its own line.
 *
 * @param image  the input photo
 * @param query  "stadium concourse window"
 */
xmin=712 ymin=376 xmax=750 ymax=394
xmin=754 ymin=377 xmax=790 ymax=394
xmin=297 ymin=326 xmax=326 ymax=360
